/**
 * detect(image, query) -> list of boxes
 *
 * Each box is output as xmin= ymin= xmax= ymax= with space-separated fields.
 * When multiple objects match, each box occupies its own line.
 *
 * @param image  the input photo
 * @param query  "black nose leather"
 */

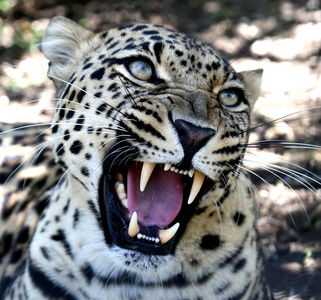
xmin=174 ymin=119 xmax=215 ymax=166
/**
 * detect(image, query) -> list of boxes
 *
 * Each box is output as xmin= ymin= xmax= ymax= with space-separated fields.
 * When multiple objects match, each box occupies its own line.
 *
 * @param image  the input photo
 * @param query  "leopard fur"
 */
xmin=0 ymin=16 xmax=273 ymax=300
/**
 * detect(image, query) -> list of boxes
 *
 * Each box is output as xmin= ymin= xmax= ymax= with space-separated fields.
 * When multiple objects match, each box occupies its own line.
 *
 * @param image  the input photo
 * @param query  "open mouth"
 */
xmin=99 ymin=159 xmax=213 ymax=255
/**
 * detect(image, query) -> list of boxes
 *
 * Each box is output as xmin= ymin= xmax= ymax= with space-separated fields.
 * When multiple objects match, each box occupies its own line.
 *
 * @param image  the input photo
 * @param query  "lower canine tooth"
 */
xmin=140 ymin=162 xmax=156 ymax=192
xmin=128 ymin=212 xmax=140 ymax=237
xmin=188 ymin=170 xmax=205 ymax=204
xmin=159 ymin=223 xmax=180 ymax=244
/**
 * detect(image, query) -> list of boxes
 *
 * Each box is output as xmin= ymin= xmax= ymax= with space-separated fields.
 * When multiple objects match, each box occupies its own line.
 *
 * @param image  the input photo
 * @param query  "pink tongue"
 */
xmin=127 ymin=163 xmax=183 ymax=227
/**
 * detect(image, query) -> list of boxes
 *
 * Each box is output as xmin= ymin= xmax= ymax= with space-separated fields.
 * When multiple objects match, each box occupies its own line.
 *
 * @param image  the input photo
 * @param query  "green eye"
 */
xmin=129 ymin=60 xmax=153 ymax=81
xmin=219 ymin=90 xmax=239 ymax=106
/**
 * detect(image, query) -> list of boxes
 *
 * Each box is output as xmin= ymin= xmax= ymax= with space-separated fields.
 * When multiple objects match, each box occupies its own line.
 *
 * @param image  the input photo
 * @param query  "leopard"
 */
xmin=0 ymin=16 xmax=274 ymax=299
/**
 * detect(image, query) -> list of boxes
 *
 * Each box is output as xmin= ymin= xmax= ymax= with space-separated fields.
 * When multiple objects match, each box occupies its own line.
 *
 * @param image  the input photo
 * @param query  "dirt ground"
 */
xmin=0 ymin=1 xmax=321 ymax=299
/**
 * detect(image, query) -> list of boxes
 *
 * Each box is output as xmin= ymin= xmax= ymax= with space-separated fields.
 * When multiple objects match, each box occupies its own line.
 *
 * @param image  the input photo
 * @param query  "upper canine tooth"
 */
xmin=140 ymin=162 xmax=156 ymax=192
xmin=128 ymin=212 xmax=140 ymax=237
xmin=188 ymin=170 xmax=205 ymax=205
xmin=159 ymin=223 xmax=180 ymax=244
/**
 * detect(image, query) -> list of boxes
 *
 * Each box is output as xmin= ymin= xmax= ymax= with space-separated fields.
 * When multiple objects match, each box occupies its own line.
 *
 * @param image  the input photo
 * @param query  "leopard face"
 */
xmin=26 ymin=16 xmax=265 ymax=297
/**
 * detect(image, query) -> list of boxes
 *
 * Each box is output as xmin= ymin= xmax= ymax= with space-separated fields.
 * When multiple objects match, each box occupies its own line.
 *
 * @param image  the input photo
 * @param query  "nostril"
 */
xmin=174 ymin=119 xmax=215 ymax=165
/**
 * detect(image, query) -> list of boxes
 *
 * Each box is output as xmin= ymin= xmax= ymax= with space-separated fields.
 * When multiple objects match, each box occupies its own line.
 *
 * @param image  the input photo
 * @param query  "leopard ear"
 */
xmin=237 ymin=69 xmax=263 ymax=110
xmin=41 ymin=16 xmax=95 ymax=92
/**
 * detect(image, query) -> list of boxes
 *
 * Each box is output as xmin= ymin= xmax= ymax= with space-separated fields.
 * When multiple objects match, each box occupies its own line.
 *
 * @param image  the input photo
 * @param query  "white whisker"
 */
xmin=47 ymin=73 xmax=126 ymax=119
xmin=242 ymin=157 xmax=312 ymax=226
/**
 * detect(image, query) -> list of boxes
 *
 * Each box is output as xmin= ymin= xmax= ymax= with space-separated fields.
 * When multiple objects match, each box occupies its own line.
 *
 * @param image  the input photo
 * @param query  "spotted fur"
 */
xmin=0 ymin=17 xmax=273 ymax=299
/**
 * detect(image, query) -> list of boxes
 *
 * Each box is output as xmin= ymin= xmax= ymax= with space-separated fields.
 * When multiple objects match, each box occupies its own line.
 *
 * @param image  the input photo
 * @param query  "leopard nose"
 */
xmin=174 ymin=119 xmax=215 ymax=165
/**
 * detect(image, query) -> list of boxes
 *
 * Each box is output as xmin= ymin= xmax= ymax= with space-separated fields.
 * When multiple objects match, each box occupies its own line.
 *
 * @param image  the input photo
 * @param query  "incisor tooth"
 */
xmin=159 ymin=223 xmax=180 ymax=244
xmin=128 ymin=212 xmax=140 ymax=237
xmin=188 ymin=169 xmax=194 ymax=178
xmin=188 ymin=170 xmax=205 ymax=204
xmin=164 ymin=163 xmax=171 ymax=171
xmin=140 ymin=162 xmax=156 ymax=192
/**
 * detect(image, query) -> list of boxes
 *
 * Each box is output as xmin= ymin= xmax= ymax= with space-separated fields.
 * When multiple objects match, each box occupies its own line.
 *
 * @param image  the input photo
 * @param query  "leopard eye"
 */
xmin=129 ymin=60 xmax=153 ymax=81
xmin=219 ymin=90 xmax=239 ymax=106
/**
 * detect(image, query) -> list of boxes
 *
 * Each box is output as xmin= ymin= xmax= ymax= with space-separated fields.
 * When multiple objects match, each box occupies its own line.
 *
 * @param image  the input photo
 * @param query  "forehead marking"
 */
xmin=153 ymin=43 xmax=163 ymax=64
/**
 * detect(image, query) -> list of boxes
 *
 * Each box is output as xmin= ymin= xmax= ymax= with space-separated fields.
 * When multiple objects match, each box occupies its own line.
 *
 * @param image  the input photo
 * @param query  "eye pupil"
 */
xmin=129 ymin=60 xmax=153 ymax=81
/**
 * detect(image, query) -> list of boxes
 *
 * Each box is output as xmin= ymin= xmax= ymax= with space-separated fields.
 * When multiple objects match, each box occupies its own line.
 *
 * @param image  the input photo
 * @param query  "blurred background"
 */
xmin=0 ymin=0 xmax=320 ymax=298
